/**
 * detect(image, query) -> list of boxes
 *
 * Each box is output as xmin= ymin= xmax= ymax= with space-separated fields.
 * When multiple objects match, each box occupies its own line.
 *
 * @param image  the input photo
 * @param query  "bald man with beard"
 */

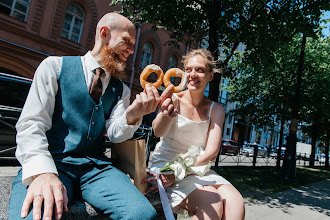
xmin=9 ymin=13 xmax=167 ymax=220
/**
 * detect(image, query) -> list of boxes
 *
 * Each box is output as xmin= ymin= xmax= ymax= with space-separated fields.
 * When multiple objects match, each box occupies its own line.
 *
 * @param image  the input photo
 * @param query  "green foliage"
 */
xmin=227 ymin=33 xmax=330 ymax=139
xmin=226 ymin=34 xmax=303 ymax=127
xmin=111 ymin=0 xmax=330 ymax=102
xmin=300 ymin=36 xmax=330 ymax=139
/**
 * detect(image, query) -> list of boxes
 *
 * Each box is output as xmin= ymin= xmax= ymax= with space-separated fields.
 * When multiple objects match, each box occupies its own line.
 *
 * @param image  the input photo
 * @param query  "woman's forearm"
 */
xmin=152 ymin=111 xmax=175 ymax=137
xmin=194 ymin=149 xmax=219 ymax=166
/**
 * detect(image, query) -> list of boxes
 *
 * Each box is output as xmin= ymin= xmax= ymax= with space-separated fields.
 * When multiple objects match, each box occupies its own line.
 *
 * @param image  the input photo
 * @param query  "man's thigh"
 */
xmin=9 ymin=169 xmax=74 ymax=220
xmin=80 ymin=165 xmax=157 ymax=220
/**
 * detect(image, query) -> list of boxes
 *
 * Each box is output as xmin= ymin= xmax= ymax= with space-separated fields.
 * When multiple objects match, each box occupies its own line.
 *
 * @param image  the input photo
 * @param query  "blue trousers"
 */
xmin=9 ymin=162 xmax=157 ymax=220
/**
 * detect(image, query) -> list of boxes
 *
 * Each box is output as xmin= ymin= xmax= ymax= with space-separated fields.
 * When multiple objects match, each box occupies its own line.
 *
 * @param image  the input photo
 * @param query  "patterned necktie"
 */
xmin=89 ymin=68 xmax=104 ymax=103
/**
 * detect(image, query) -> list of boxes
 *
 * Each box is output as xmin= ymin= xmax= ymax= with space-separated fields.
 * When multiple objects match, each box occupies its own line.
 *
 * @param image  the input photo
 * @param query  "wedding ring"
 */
xmin=34 ymin=194 xmax=43 ymax=198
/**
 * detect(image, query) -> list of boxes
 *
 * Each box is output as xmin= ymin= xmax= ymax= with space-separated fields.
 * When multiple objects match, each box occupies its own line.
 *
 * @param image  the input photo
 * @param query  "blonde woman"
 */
xmin=145 ymin=49 xmax=245 ymax=220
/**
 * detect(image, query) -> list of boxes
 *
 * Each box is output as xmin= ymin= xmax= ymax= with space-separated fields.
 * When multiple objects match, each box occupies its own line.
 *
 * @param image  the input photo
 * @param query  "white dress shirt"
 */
xmin=16 ymin=52 xmax=141 ymax=185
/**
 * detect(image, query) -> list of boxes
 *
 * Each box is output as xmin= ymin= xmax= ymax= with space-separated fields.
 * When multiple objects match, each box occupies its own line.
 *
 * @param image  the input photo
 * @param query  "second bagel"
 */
xmin=164 ymin=68 xmax=187 ymax=93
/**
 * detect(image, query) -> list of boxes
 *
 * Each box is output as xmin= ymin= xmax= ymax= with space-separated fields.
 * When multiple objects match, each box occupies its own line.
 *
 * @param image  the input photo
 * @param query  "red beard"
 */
xmin=101 ymin=46 xmax=127 ymax=79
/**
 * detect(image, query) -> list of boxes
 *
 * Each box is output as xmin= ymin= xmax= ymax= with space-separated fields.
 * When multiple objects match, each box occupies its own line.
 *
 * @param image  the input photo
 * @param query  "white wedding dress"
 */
xmin=149 ymin=101 xmax=231 ymax=214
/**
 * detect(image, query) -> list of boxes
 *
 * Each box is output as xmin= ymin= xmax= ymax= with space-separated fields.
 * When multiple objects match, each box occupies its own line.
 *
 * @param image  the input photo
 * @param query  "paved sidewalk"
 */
xmin=245 ymin=179 xmax=330 ymax=220
xmin=2 ymin=167 xmax=330 ymax=220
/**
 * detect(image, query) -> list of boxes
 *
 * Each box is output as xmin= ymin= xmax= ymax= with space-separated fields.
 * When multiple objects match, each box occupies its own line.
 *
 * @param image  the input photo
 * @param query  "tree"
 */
xmin=111 ymin=0 xmax=329 ymax=102
xmin=226 ymin=34 xmax=302 ymax=169
xmin=226 ymin=33 xmax=329 ymax=170
xmin=300 ymin=36 xmax=330 ymax=167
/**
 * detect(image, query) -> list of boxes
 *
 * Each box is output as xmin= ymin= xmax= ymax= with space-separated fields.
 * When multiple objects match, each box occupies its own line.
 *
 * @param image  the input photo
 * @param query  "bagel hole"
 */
xmin=146 ymin=72 xmax=158 ymax=83
xmin=170 ymin=77 xmax=181 ymax=86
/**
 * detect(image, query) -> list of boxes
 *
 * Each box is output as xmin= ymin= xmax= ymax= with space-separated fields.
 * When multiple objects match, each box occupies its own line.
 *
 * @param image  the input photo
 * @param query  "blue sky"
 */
xmin=322 ymin=11 xmax=330 ymax=37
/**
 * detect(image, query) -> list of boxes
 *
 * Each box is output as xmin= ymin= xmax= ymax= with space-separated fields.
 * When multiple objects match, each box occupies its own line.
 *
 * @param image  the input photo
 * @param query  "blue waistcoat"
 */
xmin=46 ymin=56 xmax=123 ymax=165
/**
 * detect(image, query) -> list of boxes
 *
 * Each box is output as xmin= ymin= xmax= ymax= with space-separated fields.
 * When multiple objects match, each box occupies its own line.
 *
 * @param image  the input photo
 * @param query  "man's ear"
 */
xmin=100 ymin=26 xmax=110 ymax=42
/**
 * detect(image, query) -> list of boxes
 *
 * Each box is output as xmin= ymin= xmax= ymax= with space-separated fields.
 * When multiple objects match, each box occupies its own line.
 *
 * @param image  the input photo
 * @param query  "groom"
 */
xmin=9 ymin=12 xmax=172 ymax=220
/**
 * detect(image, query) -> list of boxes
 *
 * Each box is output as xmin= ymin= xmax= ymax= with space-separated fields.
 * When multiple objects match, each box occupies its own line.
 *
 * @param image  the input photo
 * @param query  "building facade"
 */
xmin=0 ymin=0 xmax=194 ymax=102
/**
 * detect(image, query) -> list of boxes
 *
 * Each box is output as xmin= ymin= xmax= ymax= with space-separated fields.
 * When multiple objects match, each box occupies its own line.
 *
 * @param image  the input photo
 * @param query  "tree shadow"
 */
xmin=245 ymin=179 xmax=330 ymax=216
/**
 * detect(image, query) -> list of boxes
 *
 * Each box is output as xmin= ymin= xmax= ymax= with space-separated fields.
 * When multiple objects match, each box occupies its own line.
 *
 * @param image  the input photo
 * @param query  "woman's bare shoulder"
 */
xmin=210 ymin=101 xmax=225 ymax=118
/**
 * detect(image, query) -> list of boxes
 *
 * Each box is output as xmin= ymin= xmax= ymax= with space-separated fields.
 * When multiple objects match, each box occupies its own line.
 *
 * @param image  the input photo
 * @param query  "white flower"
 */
xmin=187 ymin=161 xmax=211 ymax=177
xmin=180 ymin=146 xmax=202 ymax=159
xmin=160 ymin=146 xmax=211 ymax=181
xmin=169 ymin=160 xmax=186 ymax=181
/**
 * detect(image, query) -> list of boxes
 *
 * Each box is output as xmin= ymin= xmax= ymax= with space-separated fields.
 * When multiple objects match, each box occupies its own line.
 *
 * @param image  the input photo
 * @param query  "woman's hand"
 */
xmin=142 ymin=172 xmax=175 ymax=194
xmin=158 ymin=85 xmax=177 ymax=118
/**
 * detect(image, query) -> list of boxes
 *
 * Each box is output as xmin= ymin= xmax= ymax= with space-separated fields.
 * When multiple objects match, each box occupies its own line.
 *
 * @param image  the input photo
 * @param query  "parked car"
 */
xmin=220 ymin=139 xmax=240 ymax=155
xmin=240 ymin=145 xmax=254 ymax=157
xmin=241 ymin=143 xmax=267 ymax=157
xmin=258 ymin=145 xmax=268 ymax=157
xmin=0 ymin=73 xmax=31 ymax=160
xmin=269 ymin=149 xmax=277 ymax=158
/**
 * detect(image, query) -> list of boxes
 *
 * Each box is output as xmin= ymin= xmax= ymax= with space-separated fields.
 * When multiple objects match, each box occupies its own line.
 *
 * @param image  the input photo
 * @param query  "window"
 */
xmin=61 ymin=2 xmax=85 ymax=43
xmin=140 ymin=42 xmax=153 ymax=69
xmin=167 ymin=56 xmax=177 ymax=69
xmin=226 ymin=128 xmax=230 ymax=136
xmin=167 ymin=56 xmax=178 ymax=83
xmin=0 ymin=0 xmax=30 ymax=22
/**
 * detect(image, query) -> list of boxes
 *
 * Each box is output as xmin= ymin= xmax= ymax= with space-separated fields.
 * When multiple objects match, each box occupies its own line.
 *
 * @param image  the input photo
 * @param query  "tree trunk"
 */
xmin=309 ymin=131 xmax=316 ymax=167
xmin=277 ymin=119 xmax=284 ymax=170
xmin=281 ymin=34 xmax=306 ymax=180
xmin=325 ymin=127 xmax=329 ymax=167
xmin=207 ymin=0 xmax=220 ymax=102
xmin=207 ymin=26 xmax=220 ymax=102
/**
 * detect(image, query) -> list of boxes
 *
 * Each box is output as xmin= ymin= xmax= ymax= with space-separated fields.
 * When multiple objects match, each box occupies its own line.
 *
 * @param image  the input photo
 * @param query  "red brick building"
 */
xmin=0 ymin=0 xmax=195 ymax=99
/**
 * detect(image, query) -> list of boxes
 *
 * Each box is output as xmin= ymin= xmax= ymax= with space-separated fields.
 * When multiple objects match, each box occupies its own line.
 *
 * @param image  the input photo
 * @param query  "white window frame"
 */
xmin=0 ymin=0 xmax=30 ymax=22
xmin=167 ymin=55 xmax=177 ymax=70
xmin=61 ymin=2 xmax=85 ymax=44
xmin=140 ymin=42 xmax=153 ymax=69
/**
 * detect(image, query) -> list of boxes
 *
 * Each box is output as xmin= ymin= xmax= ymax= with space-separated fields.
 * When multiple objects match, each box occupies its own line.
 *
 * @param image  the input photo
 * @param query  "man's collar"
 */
xmin=84 ymin=51 xmax=110 ymax=79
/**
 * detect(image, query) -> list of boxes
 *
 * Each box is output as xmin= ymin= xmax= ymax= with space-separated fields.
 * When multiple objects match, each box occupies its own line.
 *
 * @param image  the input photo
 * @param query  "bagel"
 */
xmin=140 ymin=64 xmax=164 ymax=89
xmin=164 ymin=68 xmax=187 ymax=93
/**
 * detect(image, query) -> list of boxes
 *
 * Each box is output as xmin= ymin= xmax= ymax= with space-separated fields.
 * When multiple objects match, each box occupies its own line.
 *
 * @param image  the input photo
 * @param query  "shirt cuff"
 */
xmin=21 ymin=155 xmax=58 ymax=185
xmin=108 ymin=112 xmax=142 ymax=143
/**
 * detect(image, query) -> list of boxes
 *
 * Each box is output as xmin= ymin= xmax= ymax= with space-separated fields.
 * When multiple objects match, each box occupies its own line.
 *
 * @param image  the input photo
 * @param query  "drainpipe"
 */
xmin=229 ymin=102 xmax=236 ymax=140
xmin=129 ymin=23 xmax=141 ymax=90
xmin=250 ymin=125 xmax=255 ymax=143
xmin=185 ymin=40 xmax=190 ymax=54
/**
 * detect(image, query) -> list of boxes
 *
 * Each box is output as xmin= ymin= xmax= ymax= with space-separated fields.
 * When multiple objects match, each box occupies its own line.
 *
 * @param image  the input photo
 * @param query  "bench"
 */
xmin=0 ymin=157 xmax=168 ymax=219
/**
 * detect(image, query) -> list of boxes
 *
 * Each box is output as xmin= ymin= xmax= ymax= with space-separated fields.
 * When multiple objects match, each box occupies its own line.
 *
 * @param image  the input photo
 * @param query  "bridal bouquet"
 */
xmin=159 ymin=146 xmax=211 ymax=181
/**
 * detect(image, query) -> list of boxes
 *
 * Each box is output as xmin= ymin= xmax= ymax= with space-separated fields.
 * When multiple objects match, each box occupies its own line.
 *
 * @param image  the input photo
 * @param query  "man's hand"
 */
xmin=126 ymin=84 xmax=160 ymax=125
xmin=142 ymin=172 xmax=175 ymax=194
xmin=21 ymin=173 xmax=68 ymax=220
xmin=126 ymin=84 xmax=175 ymax=124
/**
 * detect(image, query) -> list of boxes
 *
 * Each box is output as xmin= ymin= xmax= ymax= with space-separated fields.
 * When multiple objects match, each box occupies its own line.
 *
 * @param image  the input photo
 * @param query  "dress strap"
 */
xmin=208 ymin=102 xmax=215 ymax=119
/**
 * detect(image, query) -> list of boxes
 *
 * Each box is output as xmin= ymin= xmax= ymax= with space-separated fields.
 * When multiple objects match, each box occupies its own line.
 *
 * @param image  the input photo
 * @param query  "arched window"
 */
xmin=167 ymin=56 xmax=177 ymax=69
xmin=140 ymin=42 xmax=153 ymax=69
xmin=61 ymin=2 xmax=85 ymax=43
xmin=0 ymin=0 xmax=30 ymax=22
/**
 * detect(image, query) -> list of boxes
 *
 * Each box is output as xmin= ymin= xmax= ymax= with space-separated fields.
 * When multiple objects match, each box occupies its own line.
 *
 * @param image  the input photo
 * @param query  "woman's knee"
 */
xmin=217 ymin=184 xmax=245 ymax=219
xmin=218 ymin=184 xmax=244 ymax=205
xmin=180 ymin=185 xmax=223 ymax=215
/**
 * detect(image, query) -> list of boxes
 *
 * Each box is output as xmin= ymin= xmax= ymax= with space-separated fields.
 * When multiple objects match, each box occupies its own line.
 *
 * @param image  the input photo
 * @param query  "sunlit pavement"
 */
xmin=1 ymin=166 xmax=329 ymax=220
xmin=0 ymin=166 xmax=20 ymax=219
xmin=244 ymin=179 xmax=330 ymax=220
